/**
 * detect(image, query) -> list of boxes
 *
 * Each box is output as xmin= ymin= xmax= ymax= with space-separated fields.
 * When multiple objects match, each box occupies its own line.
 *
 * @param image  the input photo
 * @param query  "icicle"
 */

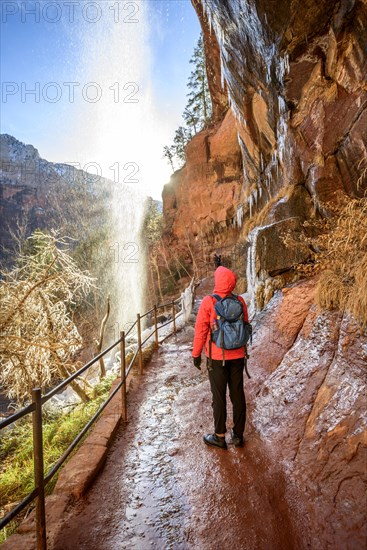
xmin=248 ymin=195 xmax=253 ymax=219
xmin=220 ymin=55 xmax=226 ymax=89
xmin=246 ymin=226 xmax=262 ymax=317
xmin=236 ymin=204 xmax=243 ymax=228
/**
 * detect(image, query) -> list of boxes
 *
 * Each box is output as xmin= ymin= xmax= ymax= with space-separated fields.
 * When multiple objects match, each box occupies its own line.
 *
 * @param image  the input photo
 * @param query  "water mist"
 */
xmin=65 ymin=2 xmax=164 ymax=333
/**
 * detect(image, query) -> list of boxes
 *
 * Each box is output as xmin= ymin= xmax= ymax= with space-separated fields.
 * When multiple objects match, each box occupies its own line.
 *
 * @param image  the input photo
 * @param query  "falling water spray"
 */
xmin=64 ymin=2 xmax=166 ymax=332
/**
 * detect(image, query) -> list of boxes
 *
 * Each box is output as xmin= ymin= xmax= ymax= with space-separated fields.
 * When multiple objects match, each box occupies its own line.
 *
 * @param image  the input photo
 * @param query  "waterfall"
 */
xmin=62 ymin=2 xmax=165 ymax=331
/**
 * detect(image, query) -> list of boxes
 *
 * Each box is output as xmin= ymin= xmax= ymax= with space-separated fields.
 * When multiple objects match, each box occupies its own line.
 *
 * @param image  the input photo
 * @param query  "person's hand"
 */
xmin=193 ymin=356 xmax=202 ymax=370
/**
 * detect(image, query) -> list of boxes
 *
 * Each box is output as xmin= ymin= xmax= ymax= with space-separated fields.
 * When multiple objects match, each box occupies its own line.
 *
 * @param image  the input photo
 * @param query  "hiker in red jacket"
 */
xmin=192 ymin=266 xmax=248 ymax=449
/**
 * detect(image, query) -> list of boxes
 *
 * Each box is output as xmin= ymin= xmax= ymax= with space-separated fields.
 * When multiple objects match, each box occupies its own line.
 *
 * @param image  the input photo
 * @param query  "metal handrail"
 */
xmin=41 ymin=337 xmax=124 ymax=404
xmin=0 ymin=488 xmax=38 ymax=527
xmin=141 ymin=329 xmax=156 ymax=348
xmin=140 ymin=313 xmax=178 ymax=348
xmin=43 ymin=325 xmax=153 ymax=490
xmin=139 ymin=307 xmax=155 ymax=319
xmin=0 ymin=402 xmax=35 ymax=430
xmin=43 ymin=375 xmax=125 ymax=486
xmin=124 ymin=319 xmax=138 ymax=338
xmin=139 ymin=300 xmax=180 ymax=319
xmin=0 ymin=292 xmax=188 ymax=546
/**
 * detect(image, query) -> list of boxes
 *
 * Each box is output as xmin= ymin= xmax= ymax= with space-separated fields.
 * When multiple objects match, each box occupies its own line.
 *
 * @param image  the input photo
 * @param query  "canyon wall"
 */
xmin=163 ymin=0 xmax=367 ymax=289
xmin=163 ymin=109 xmax=242 ymax=238
xmin=162 ymin=2 xmax=367 ymax=547
xmin=0 ymin=134 xmax=111 ymax=258
xmin=250 ymin=277 xmax=367 ymax=548
xmin=197 ymin=0 xmax=367 ymax=209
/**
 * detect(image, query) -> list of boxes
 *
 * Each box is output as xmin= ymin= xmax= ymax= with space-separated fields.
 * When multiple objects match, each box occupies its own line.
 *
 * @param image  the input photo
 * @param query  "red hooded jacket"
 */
xmin=192 ymin=266 xmax=249 ymax=361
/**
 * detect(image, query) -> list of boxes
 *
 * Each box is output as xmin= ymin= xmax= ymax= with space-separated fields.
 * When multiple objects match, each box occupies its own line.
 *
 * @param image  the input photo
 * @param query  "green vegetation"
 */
xmin=163 ymin=33 xmax=212 ymax=169
xmin=0 ymin=373 xmax=114 ymax=543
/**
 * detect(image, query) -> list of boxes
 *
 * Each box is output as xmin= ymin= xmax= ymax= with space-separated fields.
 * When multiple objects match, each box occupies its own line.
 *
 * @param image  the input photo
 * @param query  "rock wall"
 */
xmin=163 ymin=0 xmax=367 ymax=287
xmin=195 ymin=0 xmax=367 ymax=213
xmin=249 ymin=277 xmax=367 ymax=548
xmin=162 ymin=109 xmax=244 ymax=246
xmin=161 ymin=5 xmax=367 ymax=546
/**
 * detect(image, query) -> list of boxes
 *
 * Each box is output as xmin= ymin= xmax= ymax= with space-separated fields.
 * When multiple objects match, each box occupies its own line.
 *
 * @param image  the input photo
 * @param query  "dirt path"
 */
xmin=52 ymin=282 xmax=302 ymax=550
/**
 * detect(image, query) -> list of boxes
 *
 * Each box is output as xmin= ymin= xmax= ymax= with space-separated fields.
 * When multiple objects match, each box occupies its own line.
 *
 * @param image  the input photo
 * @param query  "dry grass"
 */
xmin=356 ymin=158 xmax=367 ymax=191
xmin=312 ymin=199 xmax=367 ymax=328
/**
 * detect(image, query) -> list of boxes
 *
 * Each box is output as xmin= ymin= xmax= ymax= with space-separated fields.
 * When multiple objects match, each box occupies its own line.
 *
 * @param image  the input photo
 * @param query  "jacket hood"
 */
xmin=213 ymin=266 xmax=236 ymax=295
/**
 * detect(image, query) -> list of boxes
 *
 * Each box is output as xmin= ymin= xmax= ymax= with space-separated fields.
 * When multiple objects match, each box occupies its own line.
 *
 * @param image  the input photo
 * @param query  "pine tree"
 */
xmin=183 ymin=108 xmax=199 ymax=135
xmin=163 ymin=146 xmax=175 ymax=172
xmin=173 ymin=126 xmax=192 ymax=164
xmin=184 ymin=34 xmax=212 ymax=132
xmin=162 ymin=33 xmax=212 ymax=171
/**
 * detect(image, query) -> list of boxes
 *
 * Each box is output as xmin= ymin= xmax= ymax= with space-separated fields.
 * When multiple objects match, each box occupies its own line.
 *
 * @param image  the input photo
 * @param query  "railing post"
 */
xmin=32 ymin=388 xmax=46 ymax=550
xmin=172 ymin=301 xmax=176 ymax=335
xmin=154 ymin=305 xmax=159 ymax=348
xmin=120 ymin=331 xmax=127 ymax=422
xmin=137 ymin=313 xmax=143 ymax=374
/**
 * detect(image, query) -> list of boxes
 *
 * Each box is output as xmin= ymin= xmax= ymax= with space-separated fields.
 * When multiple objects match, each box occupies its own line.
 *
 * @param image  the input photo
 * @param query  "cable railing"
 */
xmin=0 ymin=294 xmax=186 ymax=549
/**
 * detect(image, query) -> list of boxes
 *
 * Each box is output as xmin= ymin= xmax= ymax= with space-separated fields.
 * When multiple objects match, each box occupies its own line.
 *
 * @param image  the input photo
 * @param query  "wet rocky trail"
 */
xmin=52 ymin=279 xmax=305 ymax=550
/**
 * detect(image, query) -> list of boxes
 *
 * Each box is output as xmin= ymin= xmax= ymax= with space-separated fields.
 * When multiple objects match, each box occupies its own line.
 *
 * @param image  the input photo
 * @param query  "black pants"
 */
xmin=207 ymin=357 xmax=246 ymax=436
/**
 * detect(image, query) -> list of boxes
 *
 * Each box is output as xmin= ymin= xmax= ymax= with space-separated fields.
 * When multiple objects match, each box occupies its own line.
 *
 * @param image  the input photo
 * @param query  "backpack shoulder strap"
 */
xmin=209 ymin=295 xmax=221 ymax=365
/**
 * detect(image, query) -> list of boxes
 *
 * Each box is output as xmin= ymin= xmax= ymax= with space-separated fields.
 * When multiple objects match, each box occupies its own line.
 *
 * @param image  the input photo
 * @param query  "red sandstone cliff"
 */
xmin=163 ymin=109 xmax=243 ymax=239
xmin=163 ymin=0 xmax=366 ymax=262
xmin=250 ymin=278 xmax=367 ymax=548
xmin=162 ymin=1 xmax=367 ymax=547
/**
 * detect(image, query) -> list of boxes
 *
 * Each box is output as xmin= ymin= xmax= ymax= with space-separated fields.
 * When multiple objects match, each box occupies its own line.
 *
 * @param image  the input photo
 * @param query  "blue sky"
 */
xmin=0 ymin=1 xmax=201 ymax=198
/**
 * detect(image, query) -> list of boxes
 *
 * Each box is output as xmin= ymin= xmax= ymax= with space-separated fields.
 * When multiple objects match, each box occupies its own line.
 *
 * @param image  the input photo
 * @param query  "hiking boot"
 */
xmin=231 ymin=429 xmax=244 ymax=447
xmin=203 ymin=433 xmax=227 ymax=450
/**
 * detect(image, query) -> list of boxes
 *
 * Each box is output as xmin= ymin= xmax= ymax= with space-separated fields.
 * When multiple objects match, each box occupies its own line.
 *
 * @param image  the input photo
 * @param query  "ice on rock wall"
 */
xmin=236 ymin=204 xmax=243 ymax=228
xmin=246 ymin=225 xmax=262 ymax=316
xmin=252 ymin=311 xmax=337 ymax=438
xmin=276 ymin=95 xmax=289 ymax=166
xmin=252 ymin=311 xmax=367 ymax=443
xmin=202 ymin=1 xmax=292 ymax=199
